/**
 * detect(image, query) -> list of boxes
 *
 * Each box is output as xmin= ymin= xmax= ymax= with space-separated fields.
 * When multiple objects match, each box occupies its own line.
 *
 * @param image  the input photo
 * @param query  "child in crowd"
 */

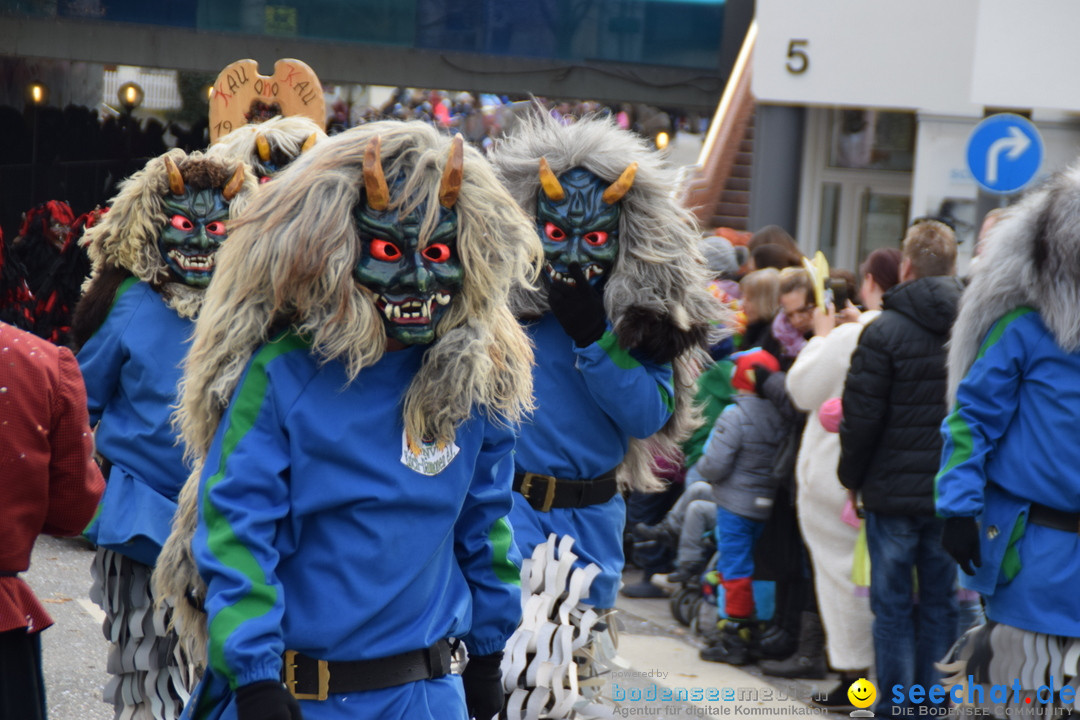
xmin=693 ymin=348 xmax=789 ymax=666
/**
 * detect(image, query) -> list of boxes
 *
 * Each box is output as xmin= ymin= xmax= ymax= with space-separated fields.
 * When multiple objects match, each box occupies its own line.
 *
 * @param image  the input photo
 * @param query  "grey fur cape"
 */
xmin=948 ymin=163 xmax=1080 ymax=405
xmin=493 ymin=110 xmax=727 ymax=492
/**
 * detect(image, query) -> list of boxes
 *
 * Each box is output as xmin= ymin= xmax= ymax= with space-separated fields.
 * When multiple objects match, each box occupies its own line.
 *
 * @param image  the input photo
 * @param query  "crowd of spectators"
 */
xmin=343 ymin=88 xmax=684 ymax=155
xmin=624 ymin=218 xmax=982 ymax=714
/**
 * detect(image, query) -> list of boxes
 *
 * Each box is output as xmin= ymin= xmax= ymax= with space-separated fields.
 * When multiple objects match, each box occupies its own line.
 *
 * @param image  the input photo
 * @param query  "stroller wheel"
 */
xmin=670 ymin=587 xmax=700 ymax=626
xmin=688 ymin=596 xmax=709 ymax=636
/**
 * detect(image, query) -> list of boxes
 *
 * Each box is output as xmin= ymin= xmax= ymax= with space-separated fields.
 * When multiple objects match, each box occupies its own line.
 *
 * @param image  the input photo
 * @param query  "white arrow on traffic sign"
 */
xmin=986 ymin=126 xmax=1031 ymax=185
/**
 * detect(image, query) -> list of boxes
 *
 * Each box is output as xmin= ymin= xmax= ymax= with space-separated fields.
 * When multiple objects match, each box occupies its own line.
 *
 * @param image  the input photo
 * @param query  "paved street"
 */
xmin=24 ymin=535 xmax=112 ymax=720
xmin=24 ymin=533 xmax=839 ymax=720
xmin=613 ymin=579 xmax=836 ymax=716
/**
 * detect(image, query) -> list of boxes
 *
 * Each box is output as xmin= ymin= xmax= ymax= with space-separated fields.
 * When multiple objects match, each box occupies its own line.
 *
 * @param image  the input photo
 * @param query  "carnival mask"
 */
xmin=157 ymin=156 xmax=243 ymax=288
xmin=352 ymin=135 xmax=465 ymax=346
xmin=254 ymin=131 xmax=318 ymax=183
xmin=535 ymin=161 xmax=636 ymax=287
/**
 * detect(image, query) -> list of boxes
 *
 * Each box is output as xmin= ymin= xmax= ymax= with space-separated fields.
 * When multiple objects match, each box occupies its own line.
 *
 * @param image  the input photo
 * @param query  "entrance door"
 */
xmin=798 ymin=108 xmax=915 ymax=274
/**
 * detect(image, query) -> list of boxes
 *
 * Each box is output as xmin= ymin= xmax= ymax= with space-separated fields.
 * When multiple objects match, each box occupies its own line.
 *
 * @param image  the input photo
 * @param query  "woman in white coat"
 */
xmin=784 ymin=248 xmax=901 ymax=709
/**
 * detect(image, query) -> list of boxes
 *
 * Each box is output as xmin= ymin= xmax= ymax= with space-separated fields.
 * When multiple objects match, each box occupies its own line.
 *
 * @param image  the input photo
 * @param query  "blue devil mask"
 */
xmin=156 ymin=157 xmax=244 ymax=288
xmin=253 ymin=130 xmax=319 ymax=183
xmin=352 ymin=135 xmax=466 ymax=346
xmin=535 ymin=160 xmax=637 ymax=287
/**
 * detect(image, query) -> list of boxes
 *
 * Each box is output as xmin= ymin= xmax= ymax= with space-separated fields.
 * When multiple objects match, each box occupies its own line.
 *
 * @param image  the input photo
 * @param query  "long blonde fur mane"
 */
xmin=156 ymin=121 xmax=541 ymax=659
xmin=179 ymin=121 xmax=540 ymax=458
xmin=493 ymin=110 xmax=726 ymax=491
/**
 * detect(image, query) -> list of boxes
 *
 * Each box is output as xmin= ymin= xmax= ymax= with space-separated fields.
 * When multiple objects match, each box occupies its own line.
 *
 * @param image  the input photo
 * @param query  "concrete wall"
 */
xmin=748 ymin=103 xmax=804 ymax=236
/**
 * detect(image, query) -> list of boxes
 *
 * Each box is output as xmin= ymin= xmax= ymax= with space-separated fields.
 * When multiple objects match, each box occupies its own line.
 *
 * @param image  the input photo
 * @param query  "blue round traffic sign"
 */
xmin=966 ymin=114 xmax=1043 ymax=195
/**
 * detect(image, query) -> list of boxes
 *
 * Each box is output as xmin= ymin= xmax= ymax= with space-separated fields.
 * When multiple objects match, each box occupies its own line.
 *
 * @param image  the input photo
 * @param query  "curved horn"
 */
xmin=255 ymin=133 xmax=271 ymax=162
xmin=222 ymin=165 xmax=245 ymax=201
xmin=538 ymin=157 xmax=565 ymax=201
xmin=602 ymin=162 xmax=638 ymax=204
xmin=301 ymin=133 xmax=318 ymax=153
xmin=164 ymin=156 xmax=185 ymax=196
xmin=363 ymin=136 xmax=389 ymax=211
xmin=438 ymin=134 xmax=465 ymax=209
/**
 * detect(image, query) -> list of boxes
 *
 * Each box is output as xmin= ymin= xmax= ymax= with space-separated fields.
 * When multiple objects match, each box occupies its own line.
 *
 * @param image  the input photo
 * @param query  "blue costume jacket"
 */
xmin=936 ymin=308 xmax=1080 ymax=637
xmin=183 ymin=333 xmax=522 ymax=720
xmin=78 ymin=279 xmax=192 ymax=566
xmin=510 ymin=314 xmax=674 ymax=608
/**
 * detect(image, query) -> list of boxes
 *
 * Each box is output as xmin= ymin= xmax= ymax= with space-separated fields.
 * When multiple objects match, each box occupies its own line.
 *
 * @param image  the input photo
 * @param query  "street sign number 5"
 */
xmin=786 ymin=40 xmax=809 ymax=75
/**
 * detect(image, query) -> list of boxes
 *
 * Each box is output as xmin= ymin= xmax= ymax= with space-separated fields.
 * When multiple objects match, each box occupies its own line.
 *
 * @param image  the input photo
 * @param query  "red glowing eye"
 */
xmin=422 ymin=244 xmax=452 ymax=263
xmin=170 ymin=215 xmax=194 ymax=232
xmin=584 ymin=231 xmax=609 ymax=246
xmin=205 ymin=221 xmax=227 ymax=236
xmin=545 ymin=222 xmax=567 ymax=241
xmin=370 ymin=239 xmax=402 ymax=261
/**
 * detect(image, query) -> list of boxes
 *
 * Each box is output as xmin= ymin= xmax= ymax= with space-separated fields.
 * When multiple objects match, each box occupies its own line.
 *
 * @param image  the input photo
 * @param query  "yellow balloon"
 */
xmin=847 ymin=677 xmax=877 ymax=709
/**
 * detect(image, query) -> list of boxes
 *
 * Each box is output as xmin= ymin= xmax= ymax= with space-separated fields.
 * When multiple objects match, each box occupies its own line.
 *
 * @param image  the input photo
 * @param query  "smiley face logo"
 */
xmin=847 ymin=677 xmax=877 ymax=709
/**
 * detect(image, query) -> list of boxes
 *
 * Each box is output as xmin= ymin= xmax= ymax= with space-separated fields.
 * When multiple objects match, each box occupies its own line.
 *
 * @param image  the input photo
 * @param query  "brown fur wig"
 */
xmin=71 ymin=149 xmax=256 ymax=350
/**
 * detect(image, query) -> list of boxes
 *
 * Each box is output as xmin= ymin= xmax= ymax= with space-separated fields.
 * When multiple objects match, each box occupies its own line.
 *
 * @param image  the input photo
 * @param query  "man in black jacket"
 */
xmin=838 ymin=220 xmax=963 ymax=716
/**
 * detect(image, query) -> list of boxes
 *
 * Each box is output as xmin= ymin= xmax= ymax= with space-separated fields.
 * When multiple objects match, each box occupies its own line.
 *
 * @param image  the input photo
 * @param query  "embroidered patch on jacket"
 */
xmin=401 ymin=430 xmax=460 ymax=476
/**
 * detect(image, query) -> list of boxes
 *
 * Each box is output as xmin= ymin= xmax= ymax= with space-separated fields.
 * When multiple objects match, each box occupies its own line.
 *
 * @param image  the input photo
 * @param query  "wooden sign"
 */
xmin=209 ymin=58 xmax=326 ymax=143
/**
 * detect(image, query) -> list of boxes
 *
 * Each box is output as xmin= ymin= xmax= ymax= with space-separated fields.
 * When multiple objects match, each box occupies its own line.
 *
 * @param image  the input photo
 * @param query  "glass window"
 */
xmin=858 ymin=192 xmax=908 ymax=265
xmin=828 ymin=110 xmax=915 ymax=172
xmin=817 ymin=182 xmax=840 ymax=266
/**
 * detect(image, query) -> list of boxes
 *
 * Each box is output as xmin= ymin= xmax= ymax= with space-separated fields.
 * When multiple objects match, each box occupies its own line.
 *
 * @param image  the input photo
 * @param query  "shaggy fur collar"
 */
xmin=948 ymin=163 xmax=1080 ymax=404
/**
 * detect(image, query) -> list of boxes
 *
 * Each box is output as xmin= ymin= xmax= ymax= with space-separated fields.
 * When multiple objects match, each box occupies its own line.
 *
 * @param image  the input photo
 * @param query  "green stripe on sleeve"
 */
xmin=80 ymin=278 xmax=140 ymax=535
xmin=1001 ymin=513 xmax=1028 ymax=582
xmin=596 ymin=330 xmax=674 ymax=411
xmin=937 ymin=307 xmax=1035 ymax=480
xmin=203 ymin=332 xmax=308 ymax=688
xmin=658 ymin=383 xmax=675 ymax=413
xmin=939 ymin=409 xmax=974 ymax=479
xmin=94 ymin=276 xmax=140 ymax=330
xmin=596 ymin=330 xmax=640 ymax=370
xmin=81 ymin=499 xmax=104 ymax=538
xmin=114 ymin=276 xmax=139 ymax=303
xmin=489 ymin=517 xmax=521 ymax=586
xmin=973 ymin=308 xmax=1035 ymax=363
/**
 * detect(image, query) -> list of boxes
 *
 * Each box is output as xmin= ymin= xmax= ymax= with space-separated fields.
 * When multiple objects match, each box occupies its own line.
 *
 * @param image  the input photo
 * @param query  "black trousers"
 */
xmin=626 ymin=484 xmax=683 ymax=574
xmin=0 ymin=627 xmax=47 ymax=720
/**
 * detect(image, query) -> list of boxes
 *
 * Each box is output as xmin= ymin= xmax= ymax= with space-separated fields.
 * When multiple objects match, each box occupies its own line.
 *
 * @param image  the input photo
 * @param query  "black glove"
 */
xmin=752 ymin=363 xmax=773 ymax=399
xmin=546 ymin=263 xmax=607 ymax=347
xmin=614 ymin=305 xmax=710 ymax=365
xmin=941 ymin=516 xmax=982 ymax=576
xmin=236 ymin=680 xmax=303 ymax=720
xmin=461 ymin=651 xmax=504 ymax=720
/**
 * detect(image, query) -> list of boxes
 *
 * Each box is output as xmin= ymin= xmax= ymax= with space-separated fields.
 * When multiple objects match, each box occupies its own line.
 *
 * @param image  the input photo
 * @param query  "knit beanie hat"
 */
xmin=700 ymin=235 xmax=739 ymax=277
xmin=730 ymin=348 xmax=779 ymax=393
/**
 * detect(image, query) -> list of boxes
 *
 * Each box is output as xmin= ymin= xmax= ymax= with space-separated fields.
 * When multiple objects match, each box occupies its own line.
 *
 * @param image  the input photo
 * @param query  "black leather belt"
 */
xmin=0 ymin=571 xmax=19 ymax=577
xmin=513 ymin=469 xmax=618 ymax=512
xmin=283 ymin=640 xmax=452 ymax=700
xmin=1028 ymin=502 xmax=1080 ymax=534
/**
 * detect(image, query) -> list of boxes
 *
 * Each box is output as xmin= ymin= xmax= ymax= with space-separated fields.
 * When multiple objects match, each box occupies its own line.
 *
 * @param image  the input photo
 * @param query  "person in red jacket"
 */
xmin=0 ymin=321 xmax=104 ymax=720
